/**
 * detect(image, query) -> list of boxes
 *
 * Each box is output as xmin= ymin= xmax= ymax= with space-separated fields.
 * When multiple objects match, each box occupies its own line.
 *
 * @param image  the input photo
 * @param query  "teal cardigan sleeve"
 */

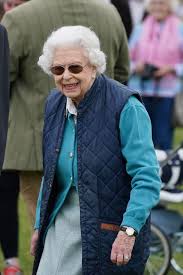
xmin=120 ymin=96 xmax=161 ymax=232
xmin=34 ymin=96 xmax=161 ymax=232
xmin=34 ymin=177 xmax=44 ymax=230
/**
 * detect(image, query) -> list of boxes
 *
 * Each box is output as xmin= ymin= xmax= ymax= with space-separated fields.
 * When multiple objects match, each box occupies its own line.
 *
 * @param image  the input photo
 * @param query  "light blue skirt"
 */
xmin=36 ymin=188 xmax=82 ymax=275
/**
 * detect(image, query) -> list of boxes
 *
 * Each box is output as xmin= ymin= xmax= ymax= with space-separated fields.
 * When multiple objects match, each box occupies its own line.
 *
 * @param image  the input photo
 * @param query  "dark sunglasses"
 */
xmin=50 ymin=64 xmax=87 ymax=76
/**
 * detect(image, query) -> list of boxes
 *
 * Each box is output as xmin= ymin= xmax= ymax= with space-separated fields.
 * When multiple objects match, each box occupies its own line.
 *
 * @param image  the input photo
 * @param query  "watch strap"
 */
xmin=100 ymin=223 xmax=137 ymax=237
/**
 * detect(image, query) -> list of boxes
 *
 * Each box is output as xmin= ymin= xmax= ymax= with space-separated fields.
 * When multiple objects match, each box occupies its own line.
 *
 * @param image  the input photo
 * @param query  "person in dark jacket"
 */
xmin=0 ymin=3 xmax=27 ymax=275
xmin=111 ymin=0 xmax=133 ymax=39
xmin=0 ymin=24 xmax=9 ymax=171
xmin=30 ymin=26 xmax=161 ymax=275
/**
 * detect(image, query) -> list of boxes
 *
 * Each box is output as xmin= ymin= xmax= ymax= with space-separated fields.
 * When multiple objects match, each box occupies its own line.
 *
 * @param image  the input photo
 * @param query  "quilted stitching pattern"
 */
xmin=34 ymin=75 xmax=150 ymax=275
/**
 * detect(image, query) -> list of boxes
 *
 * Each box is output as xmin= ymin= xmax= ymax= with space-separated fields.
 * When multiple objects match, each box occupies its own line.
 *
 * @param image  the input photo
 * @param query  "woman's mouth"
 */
xmin=63 ymin=83 xmax=79 ymax=90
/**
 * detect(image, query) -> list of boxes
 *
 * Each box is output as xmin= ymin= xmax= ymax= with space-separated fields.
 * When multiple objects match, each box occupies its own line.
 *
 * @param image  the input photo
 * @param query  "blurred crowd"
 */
xmin=0 ymin=0 xmax=183 ymax=274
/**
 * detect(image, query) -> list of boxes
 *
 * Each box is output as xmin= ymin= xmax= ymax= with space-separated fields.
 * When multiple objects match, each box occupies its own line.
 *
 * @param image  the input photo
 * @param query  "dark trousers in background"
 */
xmin=142 ymin=96 xmax=174 ymax=150
xmin=0 ymin=171 xmax=19 ymax=259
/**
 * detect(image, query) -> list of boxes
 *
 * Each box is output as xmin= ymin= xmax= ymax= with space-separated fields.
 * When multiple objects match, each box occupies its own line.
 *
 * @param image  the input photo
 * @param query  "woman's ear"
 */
xmin=92 ymin=67 xmax=97 ymax=79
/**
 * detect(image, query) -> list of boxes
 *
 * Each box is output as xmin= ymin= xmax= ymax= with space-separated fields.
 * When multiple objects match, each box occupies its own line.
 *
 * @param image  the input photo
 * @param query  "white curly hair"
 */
xmin=38 ymin=25 xmax=106 ymax=75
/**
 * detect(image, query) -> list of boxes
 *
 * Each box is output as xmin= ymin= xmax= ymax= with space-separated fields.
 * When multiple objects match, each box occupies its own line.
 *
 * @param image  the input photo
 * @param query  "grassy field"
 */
xmin=0 ymin=128 xmax=182 ymax=274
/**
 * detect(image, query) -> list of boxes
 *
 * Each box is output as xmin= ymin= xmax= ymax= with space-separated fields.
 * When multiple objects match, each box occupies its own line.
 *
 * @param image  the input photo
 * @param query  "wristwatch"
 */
xmin=120 ymin=226 xmax=137 ymax=237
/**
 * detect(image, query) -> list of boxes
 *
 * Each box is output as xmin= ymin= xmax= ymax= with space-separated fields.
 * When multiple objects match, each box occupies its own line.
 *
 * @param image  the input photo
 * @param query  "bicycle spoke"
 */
xmin=145 ymin=224 xmax=171 ymax=275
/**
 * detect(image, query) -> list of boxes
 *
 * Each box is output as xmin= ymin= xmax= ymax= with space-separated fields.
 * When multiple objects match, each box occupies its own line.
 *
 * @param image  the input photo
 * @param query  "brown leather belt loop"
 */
xmin=101 ymin=223 xmax=121 ymax=231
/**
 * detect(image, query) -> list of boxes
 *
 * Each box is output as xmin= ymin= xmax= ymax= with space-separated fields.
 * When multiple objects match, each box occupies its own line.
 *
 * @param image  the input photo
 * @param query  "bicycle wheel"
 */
xmin=144 ymin=223 xmax=171 ymax=275
xmin=170 ymin=232 xmax=183 ymax=274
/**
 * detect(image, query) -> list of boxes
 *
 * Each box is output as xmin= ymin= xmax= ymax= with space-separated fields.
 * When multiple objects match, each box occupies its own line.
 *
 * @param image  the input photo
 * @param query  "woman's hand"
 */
xmin=110 ymin=231 xmax=135 ymax=266
xmin=30 ymin=229 xmax=39 ymax=256
xmin=134 ymin=63 xmax=145 ymax=75
xmin=154 ymin=65 xmax=175 ymax=78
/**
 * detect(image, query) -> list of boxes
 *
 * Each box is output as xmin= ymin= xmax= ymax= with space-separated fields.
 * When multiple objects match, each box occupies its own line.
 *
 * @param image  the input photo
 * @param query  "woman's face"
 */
xmin=52 ymin=47 xmax=96 ymax=105
xmin=3 ymin=0 xmax=25 ymax=12
xmin=149 ymin=0 xmax=171 ymax=21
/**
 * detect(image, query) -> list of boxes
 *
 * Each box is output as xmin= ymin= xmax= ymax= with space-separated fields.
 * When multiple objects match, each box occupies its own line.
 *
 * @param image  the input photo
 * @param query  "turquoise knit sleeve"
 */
xmin=34 ymin=177 xmax=44 ymax=230
xmin=119 ymin=96 xmax=161 ymax=232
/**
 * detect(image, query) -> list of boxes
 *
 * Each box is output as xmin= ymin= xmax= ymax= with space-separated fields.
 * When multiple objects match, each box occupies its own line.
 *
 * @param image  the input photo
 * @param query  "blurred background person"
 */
xmin=0 ymin=1 xmax=28 ymax=274
xmin=1 ymin=0 xmax=129 ymax=269
xmin=128 ymin=0 xmax=183 ymax=150
xmin=109 ymin=0 xmax=133 ymax=39
xmin=3 ymin=0 xmax=25 ymax=11
xmin=103 ymin=0 xmax=133 ymax=39
xmin=0 ymin=0 xmax=25 ymax=20
xmin=0 ymin=24 xmax=9 ymax=173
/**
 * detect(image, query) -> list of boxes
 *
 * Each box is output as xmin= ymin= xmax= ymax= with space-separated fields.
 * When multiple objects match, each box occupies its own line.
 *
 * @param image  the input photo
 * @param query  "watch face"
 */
xmin=126 ymin=227 xmax=135 ymax=236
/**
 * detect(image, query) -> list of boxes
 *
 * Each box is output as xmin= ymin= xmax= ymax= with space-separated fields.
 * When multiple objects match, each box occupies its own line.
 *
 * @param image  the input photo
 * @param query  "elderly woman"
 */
xmin=31 ymin=26 xmax=161 ymax=275
xmin=128 ymin=0 xmax=183 ymax=150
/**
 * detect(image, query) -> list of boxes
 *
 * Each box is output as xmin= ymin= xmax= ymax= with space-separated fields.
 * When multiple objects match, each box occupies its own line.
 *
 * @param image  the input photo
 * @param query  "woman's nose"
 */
xmin=62 ymin=68 xmax=72 ymax=80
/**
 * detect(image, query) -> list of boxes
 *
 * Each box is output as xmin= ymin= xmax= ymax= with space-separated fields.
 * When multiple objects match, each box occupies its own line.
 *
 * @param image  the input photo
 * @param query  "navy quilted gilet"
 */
xmin=33 ymin=75 xmax=150 ymax=275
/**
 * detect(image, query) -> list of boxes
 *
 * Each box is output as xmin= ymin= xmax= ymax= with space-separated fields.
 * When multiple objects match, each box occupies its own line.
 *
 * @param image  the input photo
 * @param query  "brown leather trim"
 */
xmin=101 ymin=223 xmax=121 ymax=231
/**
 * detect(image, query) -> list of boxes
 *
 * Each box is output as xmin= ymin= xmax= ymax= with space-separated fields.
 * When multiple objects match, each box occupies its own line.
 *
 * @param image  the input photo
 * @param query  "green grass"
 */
xmin=174 ymin=127 xmax=183 ymax=147
xmin=18 ymin=196 xmax=34 ymax=275
xmin=0 ymin=128 xmax=182 ymax=274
